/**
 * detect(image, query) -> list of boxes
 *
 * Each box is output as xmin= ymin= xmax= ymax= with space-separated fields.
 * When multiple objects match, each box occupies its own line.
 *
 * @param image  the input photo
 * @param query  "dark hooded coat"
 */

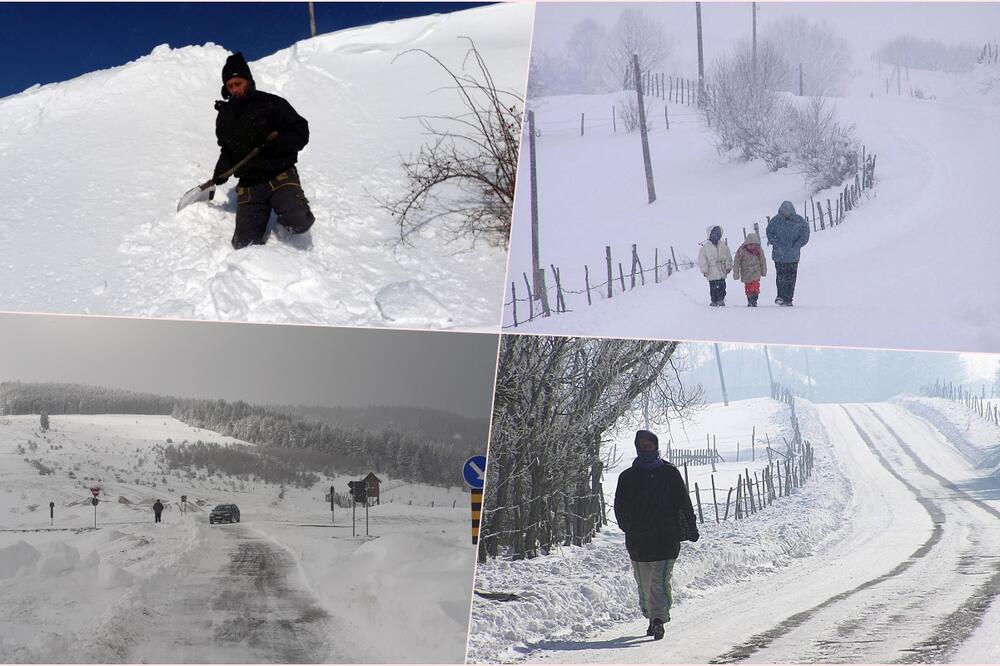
xmin=765 ymin=201 xmax=810 ymax=263
xmin=214 ymin=53 xmax=310 ymax=186
xmin=614 ymin=460 xmax=698 ymax=562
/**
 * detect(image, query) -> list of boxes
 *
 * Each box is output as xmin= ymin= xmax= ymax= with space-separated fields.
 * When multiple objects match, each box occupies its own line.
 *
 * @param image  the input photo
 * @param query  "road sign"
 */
xmin=90 ymin=486 xmax=100 ymax=497
xmin=463 ymin=455 xmax=487 ymax=489
xmin=91 ymin=497 xmax=98 ymax=506
xmin=471 ymin=488 xmax=483 ymax=545
xmin=49 ymin=501 xmax=54 ymax=526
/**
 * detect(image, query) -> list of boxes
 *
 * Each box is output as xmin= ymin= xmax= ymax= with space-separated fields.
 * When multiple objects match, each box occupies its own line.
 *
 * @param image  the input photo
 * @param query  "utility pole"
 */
xmin=763 ymin=345 xmax=775 ymax=388
xmin=696 ymin=2 xmax=706 ymax=108
xmin=714 ymin=343 xmax=729 ymax=406
xmin=308 ymin=2 xmax=317 ymax=38
xmin=803 ymin=348 xmax=813 ymax=401
xmin=527 ymin=110 xmax=542 ymax=298
xmin=631 ymin=53 xmax=656 ymax=204
xmin=799 ymin=62 xmax=804 ymax=96
xmin=752 ymin=2 xmax=758 ymax=84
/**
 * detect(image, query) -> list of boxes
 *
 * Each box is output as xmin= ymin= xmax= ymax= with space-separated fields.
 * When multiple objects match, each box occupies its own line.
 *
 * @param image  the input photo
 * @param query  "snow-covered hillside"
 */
xmin=0 ymin=4 xmax=531 ymax=329
xmin=504 ymin=61 xmax=1000 ymax=352
xmin=469 ymin=398 xmax=1000 ymax=663
xmin=0 ymin=414 xmax=475 ymax=663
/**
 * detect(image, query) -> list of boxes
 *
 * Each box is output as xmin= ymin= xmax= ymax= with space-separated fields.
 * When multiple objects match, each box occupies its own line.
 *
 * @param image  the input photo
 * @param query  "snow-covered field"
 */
xmin=0 ymin=414 xmax=475 ymax=663
xmin=0 ymin=4 xmax=531 ymax=330
xmin=468 ymin=398 xmax=1000 ymax=663
xmin=504 ymin=62 xmax=1000 ymax=352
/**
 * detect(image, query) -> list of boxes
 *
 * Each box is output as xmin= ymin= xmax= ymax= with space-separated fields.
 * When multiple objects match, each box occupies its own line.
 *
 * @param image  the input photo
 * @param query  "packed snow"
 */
xmin=0 ymin=4 xmax=531 ymax=330
xmin=468 ymin=397 xmax=1000 ymax=663
xmin=0 ymin=414 xmax=476 ymax=663
xmin=504 ymin=59 xmax=1000 ymax=352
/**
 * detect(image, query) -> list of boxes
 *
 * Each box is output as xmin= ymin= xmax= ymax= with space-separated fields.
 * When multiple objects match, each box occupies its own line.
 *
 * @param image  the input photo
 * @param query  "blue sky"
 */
xmin=0 ymin=2 xmax=492 ymax=99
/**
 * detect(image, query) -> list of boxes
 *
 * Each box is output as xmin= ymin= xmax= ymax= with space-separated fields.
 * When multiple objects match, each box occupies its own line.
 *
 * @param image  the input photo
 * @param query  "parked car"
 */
xmin=209 ymin=504 xmax=241 ymax=524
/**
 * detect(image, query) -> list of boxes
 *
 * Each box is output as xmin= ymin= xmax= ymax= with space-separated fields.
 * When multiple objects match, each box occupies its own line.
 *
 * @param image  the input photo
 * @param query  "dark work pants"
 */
xmin=154 ymin=513 xmax=162 ymax=524
xmin=233 ymin=167 xmax=315 ymax=249
xmin=775 ymin=262 xmax=799 ymax=303
xmin=709 ymin=279 xmax=727 ymax=305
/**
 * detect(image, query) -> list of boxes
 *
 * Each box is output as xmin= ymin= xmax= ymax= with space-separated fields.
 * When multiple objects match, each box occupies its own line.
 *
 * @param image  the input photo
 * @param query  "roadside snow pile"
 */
xmin=895 ymin=396 xmax=1000 ymax=475
xmin=0 ymin=3 xmax=531 ymax=329
xmin=468 ymin=398 xmax=853 ymax=663
xmin=0 ymin=541 xmax=41 ymax=579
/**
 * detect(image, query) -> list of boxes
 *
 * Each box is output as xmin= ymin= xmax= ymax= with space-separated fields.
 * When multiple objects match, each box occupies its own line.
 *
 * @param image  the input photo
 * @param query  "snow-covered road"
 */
xmin=494 ymin=404 xmax=1000 ymax=663
xmin=118 ymin=522 xmax=346 ymax=663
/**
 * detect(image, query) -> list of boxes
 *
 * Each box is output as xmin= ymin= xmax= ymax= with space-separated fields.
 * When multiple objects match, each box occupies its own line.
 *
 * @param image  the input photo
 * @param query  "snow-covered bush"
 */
xmin=708 ymin=41 xmax=859 ymax=193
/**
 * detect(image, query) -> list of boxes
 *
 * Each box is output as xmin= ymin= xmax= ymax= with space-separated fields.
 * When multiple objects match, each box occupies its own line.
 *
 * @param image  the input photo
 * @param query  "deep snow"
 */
xmin=504 ymin=61 xmax=1000 ymax=352
xmin=0 ymin=414 xmax=476 ymax=663
xmin=0 ymin=4 xmax=531 ymax=330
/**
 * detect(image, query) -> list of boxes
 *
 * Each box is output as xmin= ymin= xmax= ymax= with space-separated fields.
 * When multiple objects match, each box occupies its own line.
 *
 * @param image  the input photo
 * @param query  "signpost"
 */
xmin=328 ymin=485 xmax=335 ymax=523
xmin=90 ymin=486 xmax=100 ymax=528
xmin=181 ymin=495 xmax=187 ymax=514
xmin=49 ymin=501 xmax=54 ymax=526
xmin=463 ymin=456 xmax=486 ymax=545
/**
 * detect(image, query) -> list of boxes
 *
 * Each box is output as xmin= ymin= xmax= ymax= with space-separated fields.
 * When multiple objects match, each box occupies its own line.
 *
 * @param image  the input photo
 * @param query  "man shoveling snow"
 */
xmin=212 ymin=52 xmax=315 ymax=249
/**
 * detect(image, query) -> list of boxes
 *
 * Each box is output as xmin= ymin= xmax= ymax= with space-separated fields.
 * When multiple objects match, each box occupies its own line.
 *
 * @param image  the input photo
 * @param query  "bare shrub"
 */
xmin=615 ymin=92 xmax=648 ymax=133
xmin=381 ymin=38 xmax=522 ymax=248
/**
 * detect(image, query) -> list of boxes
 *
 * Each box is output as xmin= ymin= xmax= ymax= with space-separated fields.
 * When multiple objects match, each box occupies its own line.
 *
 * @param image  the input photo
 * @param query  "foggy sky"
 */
xmin=534 ymin=3 xmax=1000 ymax=73
xmin=0 ymin=314 xmax=499 ymax=417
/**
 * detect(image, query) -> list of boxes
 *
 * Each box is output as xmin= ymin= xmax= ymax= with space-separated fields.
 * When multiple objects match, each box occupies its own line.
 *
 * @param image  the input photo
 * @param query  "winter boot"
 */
xmin=775 ymin=297 xmax=784 ymax=306
xmin=749 ymin=293 xmax=758 ymax=307
xmin=646 ymin=620 xmax=656 ymax=637
xmin=651 ymin=618 xmax=665 ymax=641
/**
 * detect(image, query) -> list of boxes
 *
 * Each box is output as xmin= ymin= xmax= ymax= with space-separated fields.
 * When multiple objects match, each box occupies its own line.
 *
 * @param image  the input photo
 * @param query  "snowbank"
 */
xmin=894 ymin=395 xmax=1000 ymax=476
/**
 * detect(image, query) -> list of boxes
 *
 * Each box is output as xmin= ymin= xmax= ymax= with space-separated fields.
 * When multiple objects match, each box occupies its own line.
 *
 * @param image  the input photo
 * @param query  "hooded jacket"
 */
xmin=697 ymin=226 xmax=733 ymax=280
xmin=765 ymin=201 xmax=810 ymax=264
xmin=733 ymin=232 xmax=768 ymax=283
xmin=614 ymin=459 xmax=698 ymax=562
xmin=214 ymin=53 xmax=310 ymax=186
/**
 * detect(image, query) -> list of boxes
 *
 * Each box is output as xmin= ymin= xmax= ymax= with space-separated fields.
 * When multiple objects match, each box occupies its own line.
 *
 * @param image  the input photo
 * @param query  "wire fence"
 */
xmin=920 ymin=378 xmax=1000 ymax=427
xmin=979 ymin=41 xmax=1000 ymax=65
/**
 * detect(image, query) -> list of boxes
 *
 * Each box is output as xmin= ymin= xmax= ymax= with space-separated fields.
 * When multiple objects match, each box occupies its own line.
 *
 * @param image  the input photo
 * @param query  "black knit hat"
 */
xmin=222 ymin=52 xmax=254 ymax=85
xmin=635 ymin=430 xmax=659 ymax=449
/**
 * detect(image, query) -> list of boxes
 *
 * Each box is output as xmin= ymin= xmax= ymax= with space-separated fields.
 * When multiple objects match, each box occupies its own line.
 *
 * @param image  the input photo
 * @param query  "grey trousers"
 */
xmin=631 ymin=559 xmax=675 ymax=623
xmin=233 ymin=167 xmax=315 ymax=249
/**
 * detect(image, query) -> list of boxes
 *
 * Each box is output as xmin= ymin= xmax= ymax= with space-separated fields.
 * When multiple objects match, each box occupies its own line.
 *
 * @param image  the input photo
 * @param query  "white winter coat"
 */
xmin=697 ymin=226 xmax=733 ymax=281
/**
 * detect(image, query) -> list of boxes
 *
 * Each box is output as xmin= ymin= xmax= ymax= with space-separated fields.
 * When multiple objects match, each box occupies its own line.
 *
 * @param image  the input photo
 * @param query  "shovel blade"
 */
xmin=176 ymin=184 xmax=216 ymax=212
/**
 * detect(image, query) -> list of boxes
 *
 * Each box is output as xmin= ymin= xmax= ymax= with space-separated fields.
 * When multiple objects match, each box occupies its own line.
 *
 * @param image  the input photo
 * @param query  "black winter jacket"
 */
xmin=614 ymin=460 xmax=698 ymax=562
xmin=214 ymin=87 xmax=309 ymax=186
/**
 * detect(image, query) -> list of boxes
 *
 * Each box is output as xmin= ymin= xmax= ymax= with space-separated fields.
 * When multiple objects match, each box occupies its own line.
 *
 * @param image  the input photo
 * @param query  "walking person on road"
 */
xmin=614 ymin=430 xmax=699 ymax=641
xmin=698 ymin=226 xmax=733 ymax=306
xmin=153 ymin=499 xmax=164 ymax=524
xmin=765 ymin=201 xmax=810 ymax=306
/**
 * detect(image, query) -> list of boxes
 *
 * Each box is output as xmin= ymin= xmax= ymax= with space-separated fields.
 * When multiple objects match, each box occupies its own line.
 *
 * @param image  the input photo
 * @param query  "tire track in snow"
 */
xmin=710 ymin=406 xmax=946 ymax=663
xmin=864 ymin=407 xmax=1000 ymax=664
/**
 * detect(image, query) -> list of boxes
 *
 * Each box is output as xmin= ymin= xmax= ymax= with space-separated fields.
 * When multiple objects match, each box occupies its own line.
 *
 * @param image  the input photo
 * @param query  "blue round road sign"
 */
xmin=463 ymin=455 xmax=487 ymax=489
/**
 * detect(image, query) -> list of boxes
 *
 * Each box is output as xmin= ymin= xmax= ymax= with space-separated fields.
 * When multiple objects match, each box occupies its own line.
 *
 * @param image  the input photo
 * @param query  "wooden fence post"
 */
xmin=694 ymin=483 xmax=704 ymax=524
xmin=584 ymin=265 xmax=592 ymax=305
xmin=711 ymin=474 xmax=720 ymax=523
xmin=606 ymin=246 xmax=613 ymax=299
xmin=510 ymin=282 xmax=518 ymax=327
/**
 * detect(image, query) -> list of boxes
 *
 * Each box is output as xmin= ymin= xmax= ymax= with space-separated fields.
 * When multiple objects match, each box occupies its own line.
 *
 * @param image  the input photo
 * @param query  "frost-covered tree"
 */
xmin=40 ymin=412 xmax=49 ymax=431
xmin=607 ymin=8 xmax=672 ymax=86
xmin=762 ymin=16 xmax=851 ymax=96
xmin=565 ymin=18 xmax=610 ymax=93
xmin=481 ymin=337 xmax=701 ymax=560
xmin=876 ymin=35 xmax=978 ymax=73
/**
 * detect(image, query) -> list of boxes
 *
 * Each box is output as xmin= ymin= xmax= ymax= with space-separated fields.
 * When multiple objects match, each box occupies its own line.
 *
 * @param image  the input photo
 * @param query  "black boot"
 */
xmin=750 ymin=293 xmax=758 ymax=307
xmin=651 ymin=618 xmax=665 ymax=640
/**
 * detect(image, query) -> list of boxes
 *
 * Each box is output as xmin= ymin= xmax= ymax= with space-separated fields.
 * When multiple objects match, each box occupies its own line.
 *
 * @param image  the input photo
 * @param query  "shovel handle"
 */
xmin=204 ymin=131 xmax=279 ymax=187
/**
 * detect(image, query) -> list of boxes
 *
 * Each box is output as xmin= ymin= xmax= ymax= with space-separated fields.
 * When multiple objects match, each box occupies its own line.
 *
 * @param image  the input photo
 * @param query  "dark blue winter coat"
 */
xmin=766 ymin=201 xmax=810 ymax=264
xmin=614 ymin=460 xmax=697 ymax=562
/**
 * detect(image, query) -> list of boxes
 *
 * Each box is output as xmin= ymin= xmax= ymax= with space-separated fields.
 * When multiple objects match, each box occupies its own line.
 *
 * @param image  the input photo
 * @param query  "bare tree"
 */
xmin=381 ymin=38 xmax=523 ymax=247
xmin=607 ymin=8 xmax=673 ymax=85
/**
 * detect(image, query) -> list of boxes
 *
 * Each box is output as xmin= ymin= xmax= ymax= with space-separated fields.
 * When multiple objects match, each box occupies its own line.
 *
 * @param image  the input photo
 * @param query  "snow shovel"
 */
xmin=176 ymin=131 xmax=279 ymax=212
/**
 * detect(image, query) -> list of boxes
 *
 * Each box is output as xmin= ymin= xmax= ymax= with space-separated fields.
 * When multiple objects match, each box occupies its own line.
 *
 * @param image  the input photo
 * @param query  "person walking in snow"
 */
xmin=614 ymin=430 xmax=699 ymax=641
xmin=213 ymin=52 xmax=315 ymax=249
xmin=765 ymin=201 xmax=810 ymax=306
xmin=733 ymin=232 xmax=768 ymax=307
xmin=697 ymin=226 xmax=733 ymax=306
xmin=153 ymin=500 xmax=164 ymax=524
